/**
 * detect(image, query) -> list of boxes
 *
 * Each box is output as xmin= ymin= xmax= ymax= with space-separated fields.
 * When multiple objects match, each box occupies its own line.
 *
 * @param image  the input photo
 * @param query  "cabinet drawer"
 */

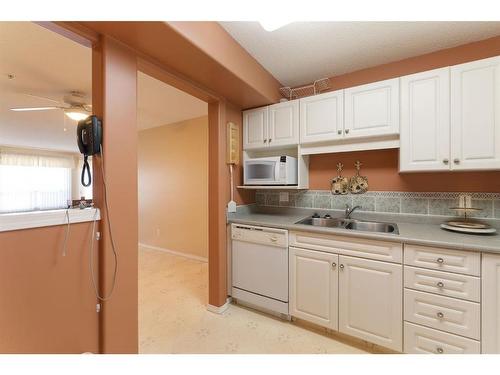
xmin=404 ymin=322 xmax=480 ymax=354
xmin=404 ymin=289 xmax=480 ymax=339
xmin=404 ymin=266 xmax=480 ymax=302
xmin=290 ymin=231 xmax=402 ymax=263
xmin=404 ymin=244 xmax=480 ymax=276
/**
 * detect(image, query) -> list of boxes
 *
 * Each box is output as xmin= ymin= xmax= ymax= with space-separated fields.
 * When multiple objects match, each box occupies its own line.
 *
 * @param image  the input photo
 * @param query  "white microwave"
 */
xmin=244 ymin=156 xmax=298 ymax=185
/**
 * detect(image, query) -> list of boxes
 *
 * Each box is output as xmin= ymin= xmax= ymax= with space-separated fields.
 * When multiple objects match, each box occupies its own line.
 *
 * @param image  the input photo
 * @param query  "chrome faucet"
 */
xmin=345 ymin=204 xmax=362 ymax=219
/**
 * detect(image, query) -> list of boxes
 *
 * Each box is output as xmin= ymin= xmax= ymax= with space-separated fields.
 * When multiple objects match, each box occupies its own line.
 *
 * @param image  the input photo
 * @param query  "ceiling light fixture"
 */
xmin=64 ymin=110 xmax=89 ymax=121
xmin=259 ymin=20 xmax=291 ymax=32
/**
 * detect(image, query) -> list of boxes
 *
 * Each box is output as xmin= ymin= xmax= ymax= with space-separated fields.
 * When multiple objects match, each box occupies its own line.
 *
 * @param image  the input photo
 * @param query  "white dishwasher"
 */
xmin=231 ymin=223 xmax=289 ymax=315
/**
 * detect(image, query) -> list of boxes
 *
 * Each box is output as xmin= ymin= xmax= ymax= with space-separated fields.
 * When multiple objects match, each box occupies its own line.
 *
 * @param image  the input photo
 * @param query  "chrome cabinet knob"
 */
xmin=436 ymin=347 xmax=444 ymax=354
xmin=268 ymin=138 xmax=272 ymax=143
xmin=453 ymin=158 xmax=460 ymax=164
xmin=263 ymin=139 xmax=267 ymax=143
xmin=332 ymin=262 xmax=337 ymax=269
xmin=339 ymin=264 xmax=344 ymax=270
xmin=443 ymin=159 xmax=449 ymax=164
xmin=337 ymin=130 xmax=342 ymax=135
xmin=345 ymin=129 xmax=350 ymax=134
xmin=437 ymin=257 xmax=444 ymax=264
xmin=437 ymin=281 xmax=445 ymax=288
xmin=437 ymin=312 xmax=444 ymax=319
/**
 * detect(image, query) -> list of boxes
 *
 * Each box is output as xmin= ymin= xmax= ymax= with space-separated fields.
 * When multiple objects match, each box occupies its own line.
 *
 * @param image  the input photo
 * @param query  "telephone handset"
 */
xmin=77 ymin=115 xmax=102 ymax=187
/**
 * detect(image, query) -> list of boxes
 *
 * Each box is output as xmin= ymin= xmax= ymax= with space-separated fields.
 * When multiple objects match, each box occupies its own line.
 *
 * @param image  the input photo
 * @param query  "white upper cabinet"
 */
xmin=450 ymin=56 xmax=500 ymax=170
xmin=268 ymin=100 xmax=299 ymax=147
xmin=338 ymin=255 xmax=403 ymax=352
xmin=400 ymin=68 xmax=451 ymax=172
xmin=243 ymin=107 xmax=268 ymax=150
xmin=243 ymin=101 xmax=299 ymax=150
xmin=299 ymin=90 xmax=344 ymax=144
xmin=344 ymin=78 xmax=400 ymax=139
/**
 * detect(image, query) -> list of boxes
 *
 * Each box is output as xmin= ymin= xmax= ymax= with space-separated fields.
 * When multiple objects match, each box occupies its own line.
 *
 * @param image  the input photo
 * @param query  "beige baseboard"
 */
xmin=207 ymin=298 xmax=232 ymax=314
xmin=138 ymin=243 xmax=208 ymax=263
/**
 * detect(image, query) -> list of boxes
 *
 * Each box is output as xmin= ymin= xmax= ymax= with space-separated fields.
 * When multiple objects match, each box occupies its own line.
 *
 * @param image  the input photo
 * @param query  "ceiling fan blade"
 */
xmin=23 ymin=93 xmax=64 ymax=105
xmin=10 ymin=106 xmax=61 ymax=111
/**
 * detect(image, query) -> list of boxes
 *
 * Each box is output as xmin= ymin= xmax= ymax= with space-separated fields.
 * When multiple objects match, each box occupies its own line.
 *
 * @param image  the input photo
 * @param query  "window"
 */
xmin=0 ymin=165 xmax=71 ymax=213
xmin=0 ymin=149 xmax=76 ymax=213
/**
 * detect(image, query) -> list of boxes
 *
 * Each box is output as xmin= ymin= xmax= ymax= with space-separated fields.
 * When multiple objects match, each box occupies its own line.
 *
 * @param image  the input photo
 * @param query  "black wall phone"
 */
xmin=77 ymin=115 xmax=102 ymax=187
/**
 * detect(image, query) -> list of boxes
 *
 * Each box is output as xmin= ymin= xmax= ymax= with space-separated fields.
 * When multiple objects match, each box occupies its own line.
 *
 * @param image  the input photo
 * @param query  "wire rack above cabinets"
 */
xmin=279 ymin=78 xmax=331 ymax=101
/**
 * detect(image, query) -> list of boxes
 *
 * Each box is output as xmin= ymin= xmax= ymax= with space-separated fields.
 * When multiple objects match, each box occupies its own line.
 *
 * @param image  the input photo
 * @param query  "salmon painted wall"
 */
xmin=138 ymin=116 xmax=208 ymax=259
xmin=0 ymin=223 xmax=99 ymax=353
xmin=78 ymin=21 xmax=282 ymax=109
xmin=226 ymin=102 xmax=255 ymax=205
xmin=310 ymin=149 xmax=500 ymax=193
xmin=308 ymin=35 xmax=500 ymax=193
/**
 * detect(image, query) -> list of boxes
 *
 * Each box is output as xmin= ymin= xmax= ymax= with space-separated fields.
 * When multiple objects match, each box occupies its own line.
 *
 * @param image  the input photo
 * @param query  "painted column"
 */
xmin=92 ymin=36 xmax=138 ymax=353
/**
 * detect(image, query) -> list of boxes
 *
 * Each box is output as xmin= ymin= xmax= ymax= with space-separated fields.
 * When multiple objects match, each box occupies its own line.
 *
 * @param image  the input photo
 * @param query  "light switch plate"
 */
xmin=279 ymin=192 xmax=289 ymax=202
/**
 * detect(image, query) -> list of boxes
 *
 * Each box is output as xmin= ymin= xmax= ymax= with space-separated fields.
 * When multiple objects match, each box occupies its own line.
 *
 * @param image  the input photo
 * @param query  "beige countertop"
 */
xmin=227 ymin=206 xmax=500 ymax=253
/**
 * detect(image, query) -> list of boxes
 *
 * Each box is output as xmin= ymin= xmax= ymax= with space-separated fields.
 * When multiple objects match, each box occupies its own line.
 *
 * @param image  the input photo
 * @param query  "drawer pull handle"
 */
xmin=331 ymin=262 xmax=337 ymax=269
xmin=436 ymin=257 xmax=444 ymax=264
xmin=437 ymin=281 xmax=445 ymax=288
xmin=437 ymin=312 xmax=444 ymax=319
xmin=436 ymin=347 xmax=444 ymax=354
xmin=270 ymin=237 xmax=278 ymax=242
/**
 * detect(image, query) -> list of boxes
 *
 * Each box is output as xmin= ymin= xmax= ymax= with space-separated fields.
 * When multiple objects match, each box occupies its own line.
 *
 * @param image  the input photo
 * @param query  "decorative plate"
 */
xmin=440 ymin=223 xmax=496 ymax=234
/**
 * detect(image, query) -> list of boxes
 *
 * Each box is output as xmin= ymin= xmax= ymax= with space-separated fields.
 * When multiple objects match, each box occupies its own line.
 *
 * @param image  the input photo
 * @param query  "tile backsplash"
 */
xmin=255 ymin=190 xmax=500 ymax=219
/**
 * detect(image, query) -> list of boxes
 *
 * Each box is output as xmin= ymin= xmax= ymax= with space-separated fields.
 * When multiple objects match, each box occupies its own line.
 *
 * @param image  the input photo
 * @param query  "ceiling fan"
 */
xmin=9 ymin=91 xmax=92 ymax=121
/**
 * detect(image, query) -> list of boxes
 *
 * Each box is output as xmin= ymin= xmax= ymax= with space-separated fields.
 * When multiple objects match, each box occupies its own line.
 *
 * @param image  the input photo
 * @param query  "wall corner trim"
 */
xmin=207 ymin=298 xmax=232 ymax=314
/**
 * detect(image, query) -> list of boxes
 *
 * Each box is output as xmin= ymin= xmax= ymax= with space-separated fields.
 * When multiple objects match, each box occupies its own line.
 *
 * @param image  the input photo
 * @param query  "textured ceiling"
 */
xmin=220 ymin=21 xmax=500 ymax=87
xmin=0 ymin=22 xmax=206 ymax=153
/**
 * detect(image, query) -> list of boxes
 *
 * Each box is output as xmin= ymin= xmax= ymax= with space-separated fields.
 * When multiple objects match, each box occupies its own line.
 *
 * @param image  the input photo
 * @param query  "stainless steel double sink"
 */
xmin=295 ymin=215 xmax=399 ymax=234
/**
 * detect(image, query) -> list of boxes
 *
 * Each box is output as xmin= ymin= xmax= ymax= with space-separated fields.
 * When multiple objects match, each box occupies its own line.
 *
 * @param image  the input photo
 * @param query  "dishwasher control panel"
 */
xmin=231 ymin=224 xmax=288 ymax=248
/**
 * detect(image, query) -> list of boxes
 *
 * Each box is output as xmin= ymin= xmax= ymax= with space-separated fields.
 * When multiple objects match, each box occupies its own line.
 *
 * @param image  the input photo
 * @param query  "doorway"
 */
xmin=136 ymin=70 xmax=209 ymax=353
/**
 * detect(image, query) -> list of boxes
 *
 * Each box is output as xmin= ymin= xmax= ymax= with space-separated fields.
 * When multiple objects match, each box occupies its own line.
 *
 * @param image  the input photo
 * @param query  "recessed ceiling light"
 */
xmin=259 ymin=20 xmax=291 ymax=32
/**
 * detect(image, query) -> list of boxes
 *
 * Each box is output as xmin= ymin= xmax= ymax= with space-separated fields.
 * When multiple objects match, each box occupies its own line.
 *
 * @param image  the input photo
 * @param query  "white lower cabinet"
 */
xmin=482 ymin=253 xmax=500 ymax=353
xmin=285 ymin=232 xmax=489 ymax=353
xmin=404 ymin=322 xmax=480 ymax=354
xmin=289 ymin=247 xmax=338 ymax=330
xmin=338 ymin=255 xmax=403 ymax=351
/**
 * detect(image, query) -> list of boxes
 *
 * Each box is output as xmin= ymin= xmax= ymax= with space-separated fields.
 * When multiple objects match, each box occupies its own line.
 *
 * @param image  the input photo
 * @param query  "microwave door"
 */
xmin=245 ymin=160 xmax=278 ymax=185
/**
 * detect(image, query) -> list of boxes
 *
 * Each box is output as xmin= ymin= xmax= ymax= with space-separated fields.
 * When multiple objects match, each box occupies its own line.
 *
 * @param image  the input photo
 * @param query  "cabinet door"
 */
xmin=268 ymin=100 xmax=299 ymax=147
xmin=400 ymin=68 xmax=451 ymax=172
xmin=299 ymin=90 xmax=344 ymax=144
xmin=344 ymin=78 xmax=400 ymax=139
xmin=243 ymin=107 xmax=268 ymax=150
xmin=482 ymin=253 xmax=500 ymax=353
xmin=289 ymin=247 xmax=338 ymax=330
xmin=339 ymin=255 xmax=402 ymax=351
xmin=451 ymin=56 xmax=500 ymax=170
